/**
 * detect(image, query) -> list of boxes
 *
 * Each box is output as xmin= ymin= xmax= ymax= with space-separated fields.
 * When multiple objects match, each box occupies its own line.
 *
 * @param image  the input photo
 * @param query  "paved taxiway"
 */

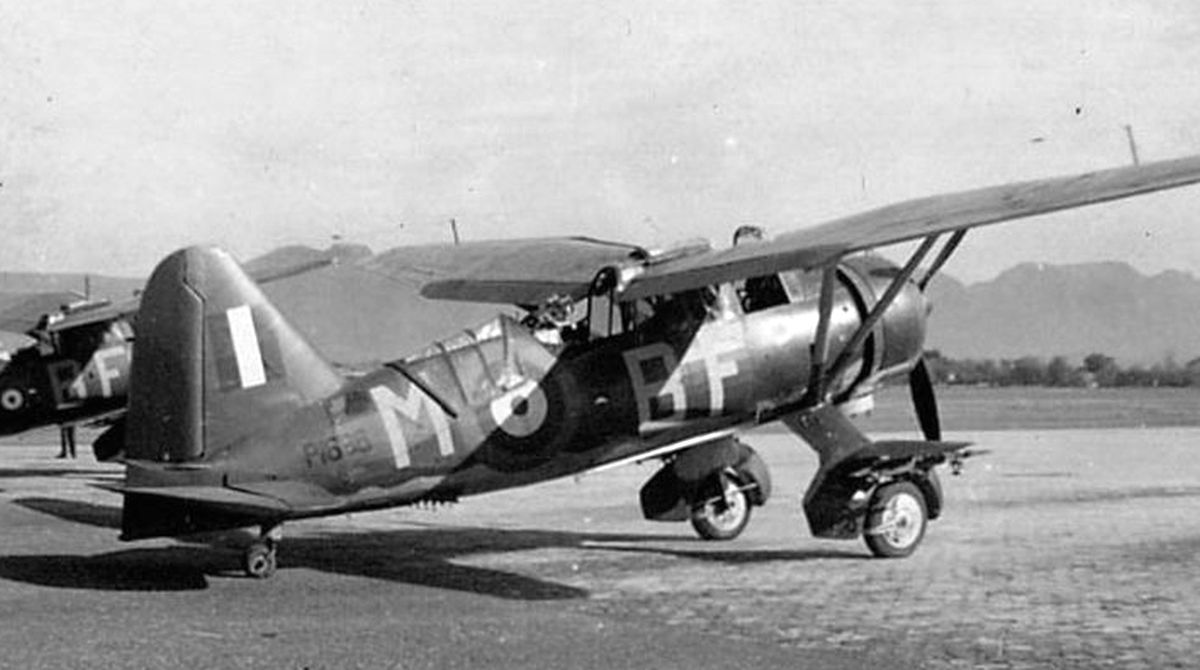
xmin=1 ymin=427 xmax=1198 ymax=669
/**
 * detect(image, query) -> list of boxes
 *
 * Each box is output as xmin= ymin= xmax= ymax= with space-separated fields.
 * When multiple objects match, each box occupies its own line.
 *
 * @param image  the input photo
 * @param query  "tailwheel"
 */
xmin=863 ymin=480 xmax=927 ymax=558
xmin=690 ymin=472 xmax=751 ymax=541
xmin=243 ymin=525 xmax=282 ymax=579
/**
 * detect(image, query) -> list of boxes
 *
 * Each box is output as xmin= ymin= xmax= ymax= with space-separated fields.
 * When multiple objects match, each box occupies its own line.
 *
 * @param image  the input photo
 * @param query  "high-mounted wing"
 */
xmin=364 ymin=237 xmax=643 ymax=306
xmin=621 ymin=153 xmax=1200 ymax=300
xmin=36 ymin=246 xmax=367 ymax=335
xmin=367 ymin=155 xmax=1200 ymax=307
xmin=242 ymin=243 xmax=372 ymax=284
xmin=46 ymin=298 xmax=136 ymax=333
xmin=0 ymin=291 xmax=84 ymax=335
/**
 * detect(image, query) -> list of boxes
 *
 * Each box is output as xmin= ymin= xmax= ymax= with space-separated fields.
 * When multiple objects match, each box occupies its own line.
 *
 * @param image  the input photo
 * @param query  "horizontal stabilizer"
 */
xmin=113 ymin=477 xmax=366 ymax=540
xmin=115 ymin=485 xmax=291 ymax=516
xmin=229 ymin=480 xmax=344 ymax=511
xmin=113 ymin=483 xmax=288 ymax=540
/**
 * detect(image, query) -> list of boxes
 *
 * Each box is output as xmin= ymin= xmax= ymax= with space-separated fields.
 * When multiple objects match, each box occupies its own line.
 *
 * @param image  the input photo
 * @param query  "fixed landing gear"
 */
xmin=863 ymin=481 xmax=927 ymax=558
xmin=639 ymin=439 xmax=772 ymax=542
xmin=690 ymin=471 xmax=753 ymax=541
xmin=242 ymin=525 xmax=282 ymax=579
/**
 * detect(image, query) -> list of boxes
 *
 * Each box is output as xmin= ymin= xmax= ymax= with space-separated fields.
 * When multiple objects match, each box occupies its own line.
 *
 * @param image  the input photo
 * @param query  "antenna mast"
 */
xmin=1123 ymin=124 xmax=1140 ymax=166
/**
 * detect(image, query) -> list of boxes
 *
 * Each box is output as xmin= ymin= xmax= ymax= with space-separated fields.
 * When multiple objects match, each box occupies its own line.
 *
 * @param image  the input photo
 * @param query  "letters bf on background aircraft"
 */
xmin=0 ymin=249 xmax=363 ymax=457
xmin=0 ymin=293 xmax=134 ymax=452
xmin=105 ymin=155 xmax=1200 ymax=578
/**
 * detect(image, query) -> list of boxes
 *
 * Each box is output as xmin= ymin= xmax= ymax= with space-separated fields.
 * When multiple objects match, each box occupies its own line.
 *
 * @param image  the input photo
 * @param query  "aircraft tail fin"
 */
xmin=126 ymin=246 xmax=341 ymax=463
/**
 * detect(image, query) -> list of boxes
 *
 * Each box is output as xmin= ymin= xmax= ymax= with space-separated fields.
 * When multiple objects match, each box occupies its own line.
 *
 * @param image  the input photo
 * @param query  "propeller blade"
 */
xmin=909 ymin=357 xmax=941 ymax=441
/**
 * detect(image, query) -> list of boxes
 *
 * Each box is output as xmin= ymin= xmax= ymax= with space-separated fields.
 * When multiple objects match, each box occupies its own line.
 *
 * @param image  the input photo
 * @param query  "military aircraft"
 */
xmin=106 ymin=154 xmax=1200 ymax=578
xmin=0 ymin=292 xmax=136 ymax=454
xmin=0 ymin=246 xmax=368 ymax=458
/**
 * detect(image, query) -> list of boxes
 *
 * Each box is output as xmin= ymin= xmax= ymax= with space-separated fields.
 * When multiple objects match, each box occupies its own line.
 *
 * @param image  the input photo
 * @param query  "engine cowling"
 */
xmin=835 ymin=255 xmax=929 ymax=391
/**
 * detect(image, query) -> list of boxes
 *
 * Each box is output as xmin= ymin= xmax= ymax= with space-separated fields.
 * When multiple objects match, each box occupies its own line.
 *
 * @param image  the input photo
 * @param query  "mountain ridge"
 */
xmin=1 ymin=248 xmax=1195 ymax=365
xmin=926 ymin=261 xmax=1200 ymax=364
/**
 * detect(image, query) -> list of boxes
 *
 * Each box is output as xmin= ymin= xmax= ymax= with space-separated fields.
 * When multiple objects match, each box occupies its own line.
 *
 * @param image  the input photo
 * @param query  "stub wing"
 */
xmin=620 ymin=153 xmax=1200 ymax=299
xmin=836 ymin=439 xmax=972 ymax=473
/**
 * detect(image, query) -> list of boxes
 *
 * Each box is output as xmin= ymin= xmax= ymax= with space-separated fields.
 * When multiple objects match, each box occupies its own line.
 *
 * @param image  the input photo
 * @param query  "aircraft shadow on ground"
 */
xmin=0 ymin=467 xmax=120 ymax=480
xmin=577 ymin=542 xmax=867 ymax=563
xmin=3 ymin=496 xmax=866 ymax=598
xmin=0 ymin=548 xmax=216 ymax=592
xmin=15 ymin=497 xmax=122 ymax=529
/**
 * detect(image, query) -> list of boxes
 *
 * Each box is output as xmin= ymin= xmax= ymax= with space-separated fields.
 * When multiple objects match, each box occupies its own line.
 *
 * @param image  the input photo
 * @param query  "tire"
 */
xmin=690 ymin=473 xmax=751 ymax=541
xmin=863 ymin=480 xmax=927 ymax=558
xmin=243 ymin=542 xmax=277 ymax=579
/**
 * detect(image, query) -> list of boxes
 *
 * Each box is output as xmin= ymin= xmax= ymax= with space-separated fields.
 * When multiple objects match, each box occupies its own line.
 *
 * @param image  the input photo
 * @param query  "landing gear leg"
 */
xmin=243 ymin=525 xmax=282 ymax=579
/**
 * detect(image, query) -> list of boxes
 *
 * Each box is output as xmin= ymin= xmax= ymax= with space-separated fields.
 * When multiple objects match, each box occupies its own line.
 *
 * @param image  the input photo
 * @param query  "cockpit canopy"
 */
xmin=401 ymin=315 xmax=556 ymax=410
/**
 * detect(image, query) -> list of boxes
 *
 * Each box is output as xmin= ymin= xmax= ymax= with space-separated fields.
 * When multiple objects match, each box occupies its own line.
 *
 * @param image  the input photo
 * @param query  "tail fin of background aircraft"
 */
xmin=126 ymin=246 xmax=341 ymax=463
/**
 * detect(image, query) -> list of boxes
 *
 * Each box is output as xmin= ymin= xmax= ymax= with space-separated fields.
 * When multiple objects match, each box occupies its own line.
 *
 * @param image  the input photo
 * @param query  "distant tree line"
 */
xmin=925 ymin=351 xmax=1200 ymax=388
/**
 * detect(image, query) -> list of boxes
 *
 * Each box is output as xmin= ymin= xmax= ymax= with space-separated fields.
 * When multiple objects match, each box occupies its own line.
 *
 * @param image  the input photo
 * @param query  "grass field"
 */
xmin=3 ymin=389 xmax=1200 ymax=667
xmin=837 ymin=385 xmax=1200 ymax=434
xmin=5 ymin=386 xmax=1198 ymax=455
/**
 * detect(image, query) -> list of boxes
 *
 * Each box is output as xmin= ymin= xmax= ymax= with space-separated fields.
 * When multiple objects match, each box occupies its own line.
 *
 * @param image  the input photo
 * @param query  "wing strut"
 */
xmin=919 ymin=229 xmax=967 ymax=290
xmin=821 ymin=235 xmax=938 ymax=399
xmin=802 ymin=265 xmax=839 ymax=405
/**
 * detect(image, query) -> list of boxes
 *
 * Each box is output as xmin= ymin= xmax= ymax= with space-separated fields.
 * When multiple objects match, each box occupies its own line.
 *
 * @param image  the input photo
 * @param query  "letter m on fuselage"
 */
xmin=368 ymin=382 xmax=454 ymax=470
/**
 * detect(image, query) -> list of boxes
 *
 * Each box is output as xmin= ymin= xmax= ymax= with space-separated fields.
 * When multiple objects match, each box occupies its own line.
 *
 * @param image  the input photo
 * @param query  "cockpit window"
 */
xmin=778 ymin=269 xmax=824 ymax=303
xmin=621 ymin=288 xmax=716 ymax=333
xmin=739 ymin=275 xmax=789 ymax=313
xmin=402 ymin=315 xmax=556 ymax=408
xmin=737 ymin=269 xmax=824 ymax=313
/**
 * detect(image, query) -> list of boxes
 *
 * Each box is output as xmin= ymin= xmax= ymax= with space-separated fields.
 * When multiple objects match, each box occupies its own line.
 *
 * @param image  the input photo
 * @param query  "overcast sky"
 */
xmin=3 ymin=0 xmax=1199 ymax=282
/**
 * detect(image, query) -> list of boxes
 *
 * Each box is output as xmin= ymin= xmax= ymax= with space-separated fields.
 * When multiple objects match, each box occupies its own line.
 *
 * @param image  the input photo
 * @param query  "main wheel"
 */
xmin=690 ymin=473 xmax=751 ymax=541
xmin=863 ymin=481 xmax=927 ymax=558
xmin=243 ymin=542 xmax=277 ymax=579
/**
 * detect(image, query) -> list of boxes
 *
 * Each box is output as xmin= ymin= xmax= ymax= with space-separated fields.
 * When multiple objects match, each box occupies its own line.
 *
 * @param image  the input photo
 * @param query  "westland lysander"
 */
xmin=106 ymin=155 xmax=1200 ymax=577
xmin=0 ymin=248 xmax=361 ymax=457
